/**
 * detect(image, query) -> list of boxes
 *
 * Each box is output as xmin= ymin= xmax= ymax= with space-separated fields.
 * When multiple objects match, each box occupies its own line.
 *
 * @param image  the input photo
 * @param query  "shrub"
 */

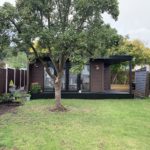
xmin=14 ymin=91 xmax=31 ymax=99
xmin=0 ymin=93 xmax=13 ymax=103
xmin=30 ymin=82 xmax=41 ymax=94
xmin=0 ymin=91 xmax=30 ymax=104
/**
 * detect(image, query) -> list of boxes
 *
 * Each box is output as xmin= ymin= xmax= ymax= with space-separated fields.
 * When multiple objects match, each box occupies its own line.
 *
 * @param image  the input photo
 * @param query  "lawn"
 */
xmin=0 ymin=99 xmax=150 ymax=150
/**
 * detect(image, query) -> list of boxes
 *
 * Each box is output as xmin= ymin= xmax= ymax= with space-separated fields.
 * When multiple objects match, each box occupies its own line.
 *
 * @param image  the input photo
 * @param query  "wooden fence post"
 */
xmin=27 ymin=63 xmax=30 ymax=92
xmin=20 ymin=69 xmax=21 ymax=88
xmin=5 ymin=65 xmax=8 ymax=93
xmin=14 ymin=68 xmax=16 ymax=86
xmin=24 ymin=70 xmax=25 ymax=88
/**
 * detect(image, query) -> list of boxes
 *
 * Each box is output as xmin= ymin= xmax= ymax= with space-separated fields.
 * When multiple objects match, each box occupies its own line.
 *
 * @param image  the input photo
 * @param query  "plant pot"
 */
xmin=26 ymin=96 xmax=31 ymax=101
xmin=9 ymin=87 xmax=16 ymax=94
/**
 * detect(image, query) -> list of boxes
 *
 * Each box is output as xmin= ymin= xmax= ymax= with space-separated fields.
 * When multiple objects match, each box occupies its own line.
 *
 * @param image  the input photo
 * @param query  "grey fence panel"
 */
xmin=135 ymin=68 xmax=149 ymax=98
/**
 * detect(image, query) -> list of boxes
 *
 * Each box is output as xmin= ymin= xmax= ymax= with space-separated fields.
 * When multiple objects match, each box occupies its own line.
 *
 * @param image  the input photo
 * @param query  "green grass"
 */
xmin=0 ymin=99 xmax=150 ymax=150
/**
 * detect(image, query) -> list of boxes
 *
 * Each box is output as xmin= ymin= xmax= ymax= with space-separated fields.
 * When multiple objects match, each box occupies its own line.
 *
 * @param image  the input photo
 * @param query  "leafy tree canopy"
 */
xmin=5 ymin=52 xmax=28 ymax=69
xmin=0 ymin=0 xmax=120 ymax=110
xmin=109 ymin=38 xmax=150 ymax=84
xmin=0 ymin=0 xmax=120 ymax=70
xmin=109 ymin=38 xmax=150 ymax=67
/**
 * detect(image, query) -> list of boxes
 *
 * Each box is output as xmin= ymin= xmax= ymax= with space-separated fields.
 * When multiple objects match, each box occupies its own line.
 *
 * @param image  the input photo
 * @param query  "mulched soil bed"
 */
xmin=0 ymin=102 xmax=21 ymax=116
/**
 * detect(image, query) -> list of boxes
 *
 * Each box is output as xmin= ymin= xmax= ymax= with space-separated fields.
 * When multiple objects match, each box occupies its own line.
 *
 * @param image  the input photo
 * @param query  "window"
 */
xmin=44 ymin=67 xmax=54 ymax=91
xmin=81 ymin=65 xmax=90 ymax=91
xmin=69 ymin=71 xmax=77 ymax=91
xmin=61 ymin=70 xmax=66 ymax=90
xmin=44 ymin=67 xmax=66 ymax=91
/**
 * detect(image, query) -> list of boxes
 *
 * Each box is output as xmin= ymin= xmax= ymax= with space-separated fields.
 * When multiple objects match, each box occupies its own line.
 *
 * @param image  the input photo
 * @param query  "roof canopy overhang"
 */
xmin=34 ymin=55 xmax=133 ymax=66
xmin=90 ymin=55 xmax=133 ymax=66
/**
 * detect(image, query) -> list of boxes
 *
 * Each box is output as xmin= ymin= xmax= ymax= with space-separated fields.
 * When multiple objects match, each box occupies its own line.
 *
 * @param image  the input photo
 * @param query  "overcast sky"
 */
xmin=1 ymin=0 xmax=150 ymax=47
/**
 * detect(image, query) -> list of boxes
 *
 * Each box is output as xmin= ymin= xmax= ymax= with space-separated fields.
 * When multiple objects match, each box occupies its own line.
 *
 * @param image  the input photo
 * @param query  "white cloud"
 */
xmin=103 ymin=0 xmax=150 ymax=47
xmin=0 ymin=0 xmax=15 ymax=6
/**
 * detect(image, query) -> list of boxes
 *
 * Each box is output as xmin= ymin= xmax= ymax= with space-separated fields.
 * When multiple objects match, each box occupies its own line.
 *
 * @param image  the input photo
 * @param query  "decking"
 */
xmin=31 ymin=91 xmax=134 ymax=99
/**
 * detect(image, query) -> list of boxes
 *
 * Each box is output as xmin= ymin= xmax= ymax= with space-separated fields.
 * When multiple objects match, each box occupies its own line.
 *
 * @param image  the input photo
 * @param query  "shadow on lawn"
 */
xmin=0 ymin=102 xmax=21 ymax=116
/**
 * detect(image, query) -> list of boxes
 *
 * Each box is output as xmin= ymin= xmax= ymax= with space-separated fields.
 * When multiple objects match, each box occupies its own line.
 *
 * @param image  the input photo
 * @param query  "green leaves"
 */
xmin=109 ymin=38 xmax=150 ymax=67
xmin=0 ymin=0 xmax=120 ymax=73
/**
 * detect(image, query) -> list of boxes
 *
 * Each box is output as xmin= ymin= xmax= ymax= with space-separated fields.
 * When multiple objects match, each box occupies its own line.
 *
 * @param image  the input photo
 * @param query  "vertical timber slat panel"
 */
xmin=104 ymin=65 xmax=111 ymax=90
xmin=15 ymin=69 xmax=20 ymax=89
xmin=25 ymin=70 xmax=27 ymax=90
xmin=21 ymin=70 xmax=24 ymax=87
xmin=90 ymin=62 xmax=104 ymax=92
xmin=29 ymin=62 xmax=44 ymax=91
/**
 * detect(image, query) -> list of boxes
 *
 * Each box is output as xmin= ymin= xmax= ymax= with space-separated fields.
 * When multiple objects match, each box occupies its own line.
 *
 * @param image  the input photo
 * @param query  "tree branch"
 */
xmin=31 ymin=45 xmax=56 ymax=79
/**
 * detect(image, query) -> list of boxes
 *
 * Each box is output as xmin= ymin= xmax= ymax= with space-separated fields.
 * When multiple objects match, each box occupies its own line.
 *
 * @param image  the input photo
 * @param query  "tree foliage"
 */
xmin=0 ymin=0 xmax=120 ymax=110
xmin=109 ymin=38 xmax=150 ymax=66
xmin=5 ymin=52 xmax=28 ymax=69
xmin=109 ymin=38 xmax=150 ymax=84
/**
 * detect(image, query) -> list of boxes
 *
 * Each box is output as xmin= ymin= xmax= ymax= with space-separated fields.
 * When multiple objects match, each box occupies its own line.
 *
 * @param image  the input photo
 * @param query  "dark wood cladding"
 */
xmin=90 ymin=62 xmax=104 ymax=92
xmin=29 ymin=55 xmax=133 ymax=96
xmin=15 ymin=69 xmax=20 ymax=88
xmin=104 ymin=65 xmax=111 ymax=90
xmin=0 ymin=68 xmax=6 ymax=94
xmin=21 ymin=70 xmax=24 ymax=87
xmin=29 ymin=62 xmax=44 ymax=91
xmin=25 ymin=70 xmax=27 ymax=89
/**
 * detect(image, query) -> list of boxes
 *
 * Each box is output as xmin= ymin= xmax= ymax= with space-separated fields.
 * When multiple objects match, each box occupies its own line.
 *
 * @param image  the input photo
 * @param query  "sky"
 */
xmin=1 ymin=0 xmax=150 ymax=47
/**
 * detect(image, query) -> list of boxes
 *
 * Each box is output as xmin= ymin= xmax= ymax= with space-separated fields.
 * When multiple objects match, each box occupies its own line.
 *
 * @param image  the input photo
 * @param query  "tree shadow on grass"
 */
xmin=0 ymin=102 xmax=21 ymax=116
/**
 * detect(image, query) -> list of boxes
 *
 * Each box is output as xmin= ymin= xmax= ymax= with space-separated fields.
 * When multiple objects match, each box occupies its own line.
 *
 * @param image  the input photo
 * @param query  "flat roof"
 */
xmin=35 ymin=55 xmax=132 ymax=65
xmin=90 ymin=55 xmax=133 ymax=65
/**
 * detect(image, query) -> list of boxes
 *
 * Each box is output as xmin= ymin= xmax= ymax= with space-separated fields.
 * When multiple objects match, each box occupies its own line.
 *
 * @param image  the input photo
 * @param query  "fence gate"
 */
xmin=134 ymin=68 xmax=149 ymax=98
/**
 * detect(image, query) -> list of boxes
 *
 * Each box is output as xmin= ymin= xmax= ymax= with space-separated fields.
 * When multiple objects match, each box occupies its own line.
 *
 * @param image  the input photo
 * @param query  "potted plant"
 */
xmin=24 ymin=93 xmax=31 ymax=101
xmin=30 ymin=82 xmax=42 ymax=94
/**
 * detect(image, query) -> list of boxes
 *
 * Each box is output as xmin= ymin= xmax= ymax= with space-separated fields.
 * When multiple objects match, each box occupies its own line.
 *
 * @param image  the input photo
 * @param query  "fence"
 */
xmin=0 ymin=68 xmax=27 ymax=94
xmin=134 ymin=68 xmax=149 ymax=98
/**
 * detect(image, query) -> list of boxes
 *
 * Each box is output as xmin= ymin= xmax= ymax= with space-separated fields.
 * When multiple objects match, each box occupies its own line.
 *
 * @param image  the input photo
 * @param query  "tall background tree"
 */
xmin=109 ymin=38 xmax=150 ymax=84
xmin=0 ymin=0 xmax=120 ymax=111
xmin=0 ymin=14 xmax=10 ymax=67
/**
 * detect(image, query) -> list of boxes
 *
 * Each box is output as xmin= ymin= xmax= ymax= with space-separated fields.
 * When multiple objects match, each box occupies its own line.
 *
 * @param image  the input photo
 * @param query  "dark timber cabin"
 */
xmin=28 ymin=55 xmax=134 ymax=99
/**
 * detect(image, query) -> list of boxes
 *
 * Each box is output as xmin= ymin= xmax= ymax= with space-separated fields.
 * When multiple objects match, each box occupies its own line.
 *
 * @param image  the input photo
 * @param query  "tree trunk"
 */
xmin=112 ymin=73 xmax=118 ymax=84
xmin=54 ymin=78 xmax=62 ymax=108
xmin=51 ymin=77 xmax=67 ymax=112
